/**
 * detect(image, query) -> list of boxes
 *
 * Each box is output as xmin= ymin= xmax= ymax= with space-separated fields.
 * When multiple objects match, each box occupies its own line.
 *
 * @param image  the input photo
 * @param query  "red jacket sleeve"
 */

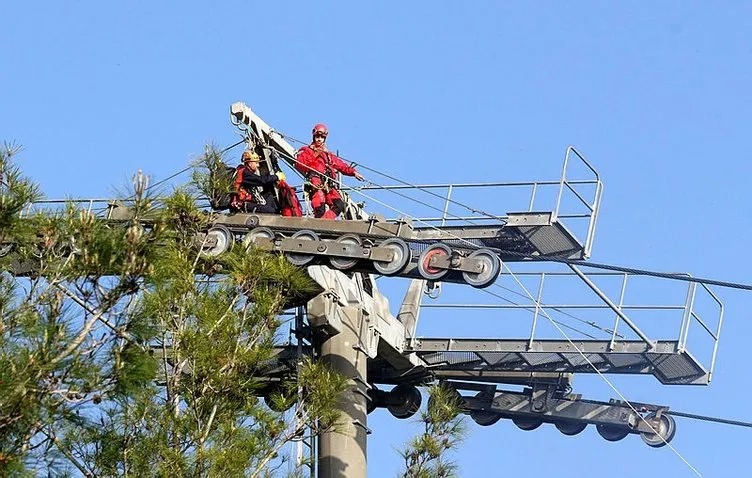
xmin=328 ymin=153 xmax=358 ymax=177
xmin=295 ymin=147 xmax=313 ymax=176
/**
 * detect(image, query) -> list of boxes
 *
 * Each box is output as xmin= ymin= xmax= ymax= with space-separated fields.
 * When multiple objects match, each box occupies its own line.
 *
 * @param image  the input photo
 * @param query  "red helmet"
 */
xmin=312 ymin=123 xmax=328 ymax=137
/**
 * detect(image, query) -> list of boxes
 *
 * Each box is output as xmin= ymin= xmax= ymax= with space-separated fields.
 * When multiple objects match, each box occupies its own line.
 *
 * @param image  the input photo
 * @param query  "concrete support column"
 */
xmin=318 ymin=306 xmax=368 ymax=478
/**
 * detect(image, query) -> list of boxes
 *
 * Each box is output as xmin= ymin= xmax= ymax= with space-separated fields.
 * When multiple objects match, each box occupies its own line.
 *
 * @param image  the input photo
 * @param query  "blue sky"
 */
xmin=2 ymin=2 xmax=751 ymax=477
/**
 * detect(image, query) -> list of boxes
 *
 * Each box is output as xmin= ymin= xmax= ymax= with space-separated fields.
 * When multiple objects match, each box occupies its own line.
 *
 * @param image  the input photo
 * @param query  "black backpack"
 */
xmin=209 ymin=163 xmax=238 ymax=210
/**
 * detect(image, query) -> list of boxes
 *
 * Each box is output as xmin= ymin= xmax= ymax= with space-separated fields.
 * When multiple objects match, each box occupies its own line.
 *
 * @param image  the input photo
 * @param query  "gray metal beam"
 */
xmin=396 ymin=279 xmax=426 ymax=345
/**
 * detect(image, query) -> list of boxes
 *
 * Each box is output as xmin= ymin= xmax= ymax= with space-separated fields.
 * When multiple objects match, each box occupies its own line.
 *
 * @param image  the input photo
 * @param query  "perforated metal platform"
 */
xmin=505 ymin=212 xmax=585 ymax=259
xmin=412 ymin=211 xmax=586 ymax=261
xmin=409 ymin=338 xmax=710 ymax=385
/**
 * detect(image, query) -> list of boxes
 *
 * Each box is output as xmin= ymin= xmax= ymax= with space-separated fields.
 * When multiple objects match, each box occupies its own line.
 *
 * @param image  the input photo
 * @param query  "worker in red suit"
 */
xmin=295 ymin=123 xmax=364 ymax=219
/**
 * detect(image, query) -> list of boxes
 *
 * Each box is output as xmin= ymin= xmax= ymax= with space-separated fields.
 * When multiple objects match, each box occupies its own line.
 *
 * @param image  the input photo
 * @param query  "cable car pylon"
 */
xmin=4 ymin=103 xmax=747 ymax=477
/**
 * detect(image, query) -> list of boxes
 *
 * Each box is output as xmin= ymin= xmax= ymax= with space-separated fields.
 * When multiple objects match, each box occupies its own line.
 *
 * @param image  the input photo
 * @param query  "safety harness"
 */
xmin=304 ymin=148 xmax=338 ymax=192
xmin=232 ymin=165 xmax=266 ymax=209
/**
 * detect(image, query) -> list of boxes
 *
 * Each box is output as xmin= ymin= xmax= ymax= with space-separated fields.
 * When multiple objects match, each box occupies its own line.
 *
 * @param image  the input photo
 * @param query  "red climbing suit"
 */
xmin=295 ymin=145 xmax=359 ymax=219
xmin=277 ymin=179 xmax=303 ymax=217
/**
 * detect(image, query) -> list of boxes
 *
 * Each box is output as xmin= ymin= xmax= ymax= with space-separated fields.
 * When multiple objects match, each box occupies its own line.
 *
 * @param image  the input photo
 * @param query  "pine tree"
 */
xmin=399 ymin=384 xmax=466 ymax=478
xmin=0 ymin=144 xmax=347 ymax=477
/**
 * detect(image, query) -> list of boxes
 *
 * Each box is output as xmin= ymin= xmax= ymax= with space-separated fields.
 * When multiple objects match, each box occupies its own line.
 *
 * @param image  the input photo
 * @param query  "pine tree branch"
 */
xmin=48 ymin=279 xmax=129 ymax=366
xmin=39 ymin=427 xmax=94 ymax=478
xmin=249 ymin=410 xmax=310 ymax=478
xmin=198 ymin=403 xmax=218 ymax=447
xmin=54 ymin=284 xmax=134 ymax=340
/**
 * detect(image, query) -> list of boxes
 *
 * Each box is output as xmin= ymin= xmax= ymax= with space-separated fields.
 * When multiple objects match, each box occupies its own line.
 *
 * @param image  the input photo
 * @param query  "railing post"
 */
xmin=528 ymin=183 xmax=538 ymax=212
xmin=678 ymin=282 xmax=697 ymax=352
xmin=609 ymin=273 xmax=628 ymax=351
xmin=442 ymin=185 xmax=453 ymax=226
xmin=584 ymin=179 xmax=603 ymax=258
xmin=528 ymin=273 xmax=546 ymax=349
xmin=708 ymin=287 xmax=724 ymax=382
xmin=554 ymin=147 xmax=571 ymax=218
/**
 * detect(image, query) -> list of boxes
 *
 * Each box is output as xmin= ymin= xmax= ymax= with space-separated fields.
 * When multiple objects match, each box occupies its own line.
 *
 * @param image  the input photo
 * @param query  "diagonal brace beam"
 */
xmin=568 ymin=264 xmax=655 ymax=349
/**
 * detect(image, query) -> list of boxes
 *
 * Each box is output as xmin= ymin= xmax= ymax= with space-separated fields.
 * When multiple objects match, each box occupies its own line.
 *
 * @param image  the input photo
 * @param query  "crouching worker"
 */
xmin=231 ymin=150 xmax=286 ymax=214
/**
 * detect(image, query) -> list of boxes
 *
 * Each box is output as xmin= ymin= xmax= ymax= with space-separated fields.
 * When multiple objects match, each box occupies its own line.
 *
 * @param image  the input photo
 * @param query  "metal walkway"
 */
xmin=410 ymin=338 xmax=709 ymax=385
xmin=404 ymin=266 xmax=723 ymax=386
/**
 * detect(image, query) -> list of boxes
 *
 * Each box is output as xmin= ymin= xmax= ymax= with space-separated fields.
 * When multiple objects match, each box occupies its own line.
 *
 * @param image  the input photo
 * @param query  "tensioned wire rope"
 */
xmin=143 ymin=138 xmax=247 ymax=195
xmin=45 ymin=138 xmax=250 ymax=217
xmin=259 ymin=129 xmax=706 ymax=475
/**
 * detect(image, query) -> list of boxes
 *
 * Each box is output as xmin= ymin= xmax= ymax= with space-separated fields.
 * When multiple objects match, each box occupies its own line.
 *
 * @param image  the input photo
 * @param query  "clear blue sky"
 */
xmin=2 ymin=2 xmax=751 ymax=477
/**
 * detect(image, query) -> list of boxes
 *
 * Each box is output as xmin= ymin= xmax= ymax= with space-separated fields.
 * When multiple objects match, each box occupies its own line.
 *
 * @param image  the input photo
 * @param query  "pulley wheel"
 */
xmin=512 ymin=417 xmax=543 ymax=431
xmin=244 ymin=227 xmax=275 ymax=249
xmin=640 ymin=412 xmax=676 ymax=448
xmin=469 ymin=392 xmax=501 ymax=426
xmin=286 ymin=230 xmax=319 ymax=267
xmin=329 ymin=234 xmax=362 ymax=270
xmin=555 ymin=420 xmax=588 ymax=436
xmin=244 ymin=215 xmax=260 ymax=227
xmin=462 ymin=248 xmax=502 ymax=289
xmin=201 ymin=225 xmax=234 ymax=257
xmin=387 ymin=384 xmax=422 ymax=419
xmin=596 ymin=424 xmax=630 ymax=442
xmin=0 ymin=243 xmax=13 ymax=257
xmin=417 ymin=243 xmax=452 ymax=281
xmin=373 ymin=238 xmax=411 ymax=276
xmin=366 ymin=386 xmax=380 ymax=415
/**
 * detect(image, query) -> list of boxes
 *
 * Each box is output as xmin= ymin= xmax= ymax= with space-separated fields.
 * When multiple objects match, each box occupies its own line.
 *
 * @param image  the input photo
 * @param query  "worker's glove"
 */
xmin=276 ymin=171 xmax=286 ymax=182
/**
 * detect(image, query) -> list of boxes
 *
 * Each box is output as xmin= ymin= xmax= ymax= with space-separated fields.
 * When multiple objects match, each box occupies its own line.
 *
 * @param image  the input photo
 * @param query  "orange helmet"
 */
xmin=241 ymin=150 xmax=260 ymax=162
xmin=312 ymin=123 xmax=328 ymax=137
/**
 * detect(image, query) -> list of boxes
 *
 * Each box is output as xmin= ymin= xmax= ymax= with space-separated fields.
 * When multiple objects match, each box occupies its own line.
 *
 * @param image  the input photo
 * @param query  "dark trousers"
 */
xmin=234 ymin=201 xmax=278 ymax=214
